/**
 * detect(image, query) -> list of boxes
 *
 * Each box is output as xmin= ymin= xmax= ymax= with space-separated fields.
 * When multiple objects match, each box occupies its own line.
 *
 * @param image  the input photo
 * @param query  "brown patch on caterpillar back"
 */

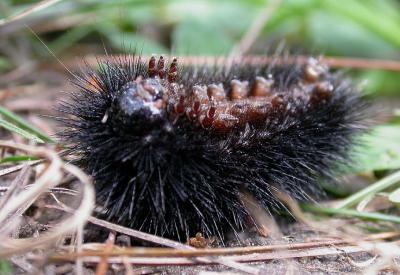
xmin=303 ymin=58 xmax=328 ymax=83
xmin=250 ymin=76 xmax=274 ymax=97
xmin=145 ymin=56 xmax=334 ymax=133
xmin=310 ymin=81 xmax=334 ymax=106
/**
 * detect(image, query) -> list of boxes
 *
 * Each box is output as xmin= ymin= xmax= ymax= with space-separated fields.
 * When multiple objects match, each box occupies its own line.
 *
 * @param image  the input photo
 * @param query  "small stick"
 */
xmin=66 ymin=55 xmax=400 ymax=72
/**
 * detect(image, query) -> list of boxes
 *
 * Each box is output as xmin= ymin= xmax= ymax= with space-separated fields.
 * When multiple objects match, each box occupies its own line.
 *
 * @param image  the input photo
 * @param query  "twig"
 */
xmin=86 ymin=212 xmax=195 ymax=250
xmin=44 ymin=204 xmax=261 ymax=275
xmin=322 ymin=56 xmax=400 ymax=72
xmin=46 ymin=245 xmax=369 ymax=265
xmin=52 ymin=240 xmax=348 ymax=259
xmin=72 ymin=55 xmax=400 ymax=72
xmin=49 ymin=231 xmax=400 ymax=259
xmin=85 ymin=215 xmax=262 ymax=275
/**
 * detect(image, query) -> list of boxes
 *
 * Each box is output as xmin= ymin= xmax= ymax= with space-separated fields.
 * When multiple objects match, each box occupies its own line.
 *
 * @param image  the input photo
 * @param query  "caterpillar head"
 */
xmin=110 ymin=78 xmax=166 ymax=130
xmin=106 ymin=56 xmax=179 ymax=142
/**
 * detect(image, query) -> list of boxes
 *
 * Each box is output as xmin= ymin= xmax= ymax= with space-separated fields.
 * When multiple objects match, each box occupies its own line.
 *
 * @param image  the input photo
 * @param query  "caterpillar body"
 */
xmin=59 ymin=54 xmax=367 ymax=241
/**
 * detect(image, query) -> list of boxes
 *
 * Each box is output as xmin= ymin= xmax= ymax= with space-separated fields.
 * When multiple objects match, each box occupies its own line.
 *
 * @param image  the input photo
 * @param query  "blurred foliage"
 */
xmin=0 ymin=105 xmax=55 ymax=143
xmin=0 ymin=0 xmax=399 ymax=92
xmin=0 ymin=260 xmax=12 ymax=275
xmin=354 ymin=125 xmax=400 ymax=173
xmin=0 ymin=0 xmax=400 ymax=173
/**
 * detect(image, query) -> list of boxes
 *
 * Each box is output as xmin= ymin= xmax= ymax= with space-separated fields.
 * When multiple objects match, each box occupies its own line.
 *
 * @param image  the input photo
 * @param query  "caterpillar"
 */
xmin=59 ymin=54 xmax=367 ymax=241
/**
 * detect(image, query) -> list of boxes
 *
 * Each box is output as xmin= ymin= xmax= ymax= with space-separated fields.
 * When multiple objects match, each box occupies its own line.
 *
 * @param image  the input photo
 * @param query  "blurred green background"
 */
xmin=1 ymin=0 xmax=400 ymax=96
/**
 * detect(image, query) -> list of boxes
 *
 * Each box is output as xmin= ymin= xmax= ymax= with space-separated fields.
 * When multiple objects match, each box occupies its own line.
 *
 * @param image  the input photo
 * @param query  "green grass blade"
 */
xmin=0 ymin=105 xmax=55 ymax=143
xmin=0 ymin=155 xmax=38 ymax=164
xmin=335 ymin=170 xmax=400 ymax=209
xmin=0 ymin=118 xmax=44 ymax=143
xmin=302 ymin=204 xmax=400 ymax=224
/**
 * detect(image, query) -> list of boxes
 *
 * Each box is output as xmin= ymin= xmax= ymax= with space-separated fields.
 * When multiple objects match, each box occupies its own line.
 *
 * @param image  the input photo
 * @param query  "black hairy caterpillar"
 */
xmin=59 ymin=54 xmax=367 ymax=241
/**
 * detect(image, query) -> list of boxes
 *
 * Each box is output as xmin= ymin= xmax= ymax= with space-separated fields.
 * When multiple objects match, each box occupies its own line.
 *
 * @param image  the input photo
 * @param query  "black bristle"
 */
xmin=58 ymin=54 xmax=368 ymax=241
